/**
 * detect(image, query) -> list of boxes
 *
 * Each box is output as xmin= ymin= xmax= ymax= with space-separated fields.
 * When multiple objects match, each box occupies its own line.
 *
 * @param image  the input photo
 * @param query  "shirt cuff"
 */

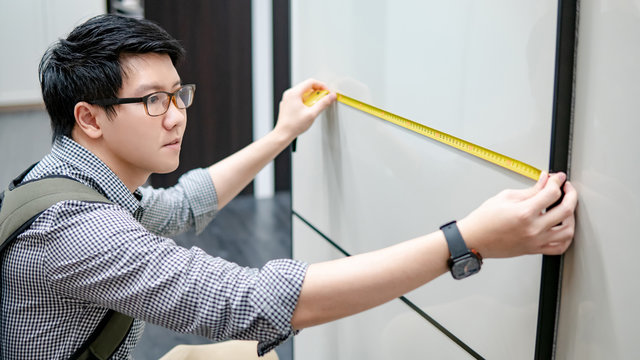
xmin=253 ymin=259 xmax=308 ymax=355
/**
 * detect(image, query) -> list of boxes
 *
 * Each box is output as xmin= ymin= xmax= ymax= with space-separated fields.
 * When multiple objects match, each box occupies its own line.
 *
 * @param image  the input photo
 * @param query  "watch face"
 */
xmin=451 ymin=255 xmax=481 ymax=279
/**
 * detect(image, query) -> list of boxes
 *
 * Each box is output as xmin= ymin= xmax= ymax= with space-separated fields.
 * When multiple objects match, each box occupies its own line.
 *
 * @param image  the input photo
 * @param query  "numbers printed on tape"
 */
xmin=302 ymin=89 xmax=542 ymax=181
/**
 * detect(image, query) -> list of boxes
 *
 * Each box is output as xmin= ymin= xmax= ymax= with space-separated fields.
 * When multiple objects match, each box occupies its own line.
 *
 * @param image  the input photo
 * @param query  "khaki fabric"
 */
xmin=159 ymin=341 xmax=279 ymax=360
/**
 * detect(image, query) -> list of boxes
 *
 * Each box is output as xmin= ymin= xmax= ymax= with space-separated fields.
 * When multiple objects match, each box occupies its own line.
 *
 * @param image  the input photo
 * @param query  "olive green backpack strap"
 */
xmin=0 ymin=172 xmax=134 ymax=360
xmin=71 ymin=310 xmax=135 ymax=360
xmin=0 ymin=177 xmax=113 ymax=246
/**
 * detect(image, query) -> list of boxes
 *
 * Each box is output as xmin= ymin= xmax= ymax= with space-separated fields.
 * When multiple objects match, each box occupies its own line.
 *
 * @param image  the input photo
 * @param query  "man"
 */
xmin=0 ymin=14 xmax=577 ymax=359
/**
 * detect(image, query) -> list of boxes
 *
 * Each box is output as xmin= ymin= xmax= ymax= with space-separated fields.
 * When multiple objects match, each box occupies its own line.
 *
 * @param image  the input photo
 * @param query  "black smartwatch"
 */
xmin=440 ymin=220 xmax=482 ymax=280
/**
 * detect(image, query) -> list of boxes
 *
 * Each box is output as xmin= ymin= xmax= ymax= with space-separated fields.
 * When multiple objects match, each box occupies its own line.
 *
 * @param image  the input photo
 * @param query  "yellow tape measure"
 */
xmin=303 ymin=89 xmax=542 ymax=181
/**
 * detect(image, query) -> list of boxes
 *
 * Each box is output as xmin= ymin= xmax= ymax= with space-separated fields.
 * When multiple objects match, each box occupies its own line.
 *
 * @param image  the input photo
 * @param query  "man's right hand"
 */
xmin=458 ymin=171 xmax=578 ymax=258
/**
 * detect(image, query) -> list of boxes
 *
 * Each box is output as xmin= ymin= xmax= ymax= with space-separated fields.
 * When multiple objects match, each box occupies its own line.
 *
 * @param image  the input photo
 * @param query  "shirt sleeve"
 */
xmin=40 ymin=200 xmax=308 ymax=352
xmin=138 ymin=168 xmax=218 ymax=236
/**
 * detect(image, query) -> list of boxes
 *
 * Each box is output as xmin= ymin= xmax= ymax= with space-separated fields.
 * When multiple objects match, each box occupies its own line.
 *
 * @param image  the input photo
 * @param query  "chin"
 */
xmin=155 ymin=161 xmax=180 ymax=174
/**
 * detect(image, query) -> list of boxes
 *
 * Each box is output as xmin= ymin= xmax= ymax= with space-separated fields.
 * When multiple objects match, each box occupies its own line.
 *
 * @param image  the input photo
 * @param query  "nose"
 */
xmin=162 ymin=100 xmax=187 ymax=130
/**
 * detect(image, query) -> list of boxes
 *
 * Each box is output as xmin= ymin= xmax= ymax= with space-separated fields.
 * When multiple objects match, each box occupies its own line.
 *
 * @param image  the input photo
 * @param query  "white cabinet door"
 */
xmin=291 ymin=1 xmax=559 ymax=358
xmin=293 ymin=217 xmax=476 ymax=360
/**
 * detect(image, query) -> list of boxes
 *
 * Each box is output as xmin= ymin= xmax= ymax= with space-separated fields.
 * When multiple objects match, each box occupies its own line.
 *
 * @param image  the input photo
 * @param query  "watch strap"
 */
xmin=440 ymin=220 xmax=468 ymax=258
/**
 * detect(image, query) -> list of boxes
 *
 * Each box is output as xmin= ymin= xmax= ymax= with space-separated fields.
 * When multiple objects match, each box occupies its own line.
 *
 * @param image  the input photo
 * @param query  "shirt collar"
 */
xmin=51 ymin=136 xmax=143 ymax=215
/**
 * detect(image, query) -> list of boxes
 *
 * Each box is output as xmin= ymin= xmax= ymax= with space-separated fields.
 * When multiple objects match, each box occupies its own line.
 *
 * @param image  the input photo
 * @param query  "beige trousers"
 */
xmin=159 ymin=340 xmax=279 ymax=360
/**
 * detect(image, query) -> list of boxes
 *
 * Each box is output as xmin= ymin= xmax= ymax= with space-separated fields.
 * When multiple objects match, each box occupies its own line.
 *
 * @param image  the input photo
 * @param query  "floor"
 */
xmin=133 ymin=192 xmax=294 ymax=360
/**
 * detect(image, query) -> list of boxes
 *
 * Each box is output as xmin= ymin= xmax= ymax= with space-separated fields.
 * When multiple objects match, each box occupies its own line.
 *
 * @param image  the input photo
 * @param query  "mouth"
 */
xmin=164 ymin=138 xmax=181 ymax=149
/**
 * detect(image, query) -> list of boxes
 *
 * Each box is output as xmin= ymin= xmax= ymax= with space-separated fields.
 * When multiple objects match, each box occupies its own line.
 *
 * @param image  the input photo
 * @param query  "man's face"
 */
xmin=98 ymin=53 xmax=187 ymax=179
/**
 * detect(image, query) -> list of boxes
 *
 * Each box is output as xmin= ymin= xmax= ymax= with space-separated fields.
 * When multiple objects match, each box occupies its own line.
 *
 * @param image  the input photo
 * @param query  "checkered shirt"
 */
xmin=0 ymin=136 xmax=308 ymax=359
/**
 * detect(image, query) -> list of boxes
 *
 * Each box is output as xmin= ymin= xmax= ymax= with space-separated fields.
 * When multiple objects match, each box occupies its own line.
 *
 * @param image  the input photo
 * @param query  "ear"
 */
xmin=73 ymin=101 xmax=103 ymax=139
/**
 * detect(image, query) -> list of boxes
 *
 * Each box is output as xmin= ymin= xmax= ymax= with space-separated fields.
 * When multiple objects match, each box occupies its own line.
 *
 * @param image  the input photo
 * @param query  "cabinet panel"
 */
xmin=556 ymin=1 xmax=640 ymax=358
xmin=293 ymin=217 xmax=475 ymax=360
xmin=291 ymin=1 xmax=559 ymax=358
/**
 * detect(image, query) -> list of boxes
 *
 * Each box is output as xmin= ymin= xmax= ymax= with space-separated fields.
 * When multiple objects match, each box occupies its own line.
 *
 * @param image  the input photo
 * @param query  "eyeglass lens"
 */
xmin=146 ymin=86 xmax=194 ymax=116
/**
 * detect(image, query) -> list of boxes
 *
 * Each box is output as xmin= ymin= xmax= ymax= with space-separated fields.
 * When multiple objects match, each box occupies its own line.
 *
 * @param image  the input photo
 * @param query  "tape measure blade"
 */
xmin=335 ymin=93 xmax=541 ymax=181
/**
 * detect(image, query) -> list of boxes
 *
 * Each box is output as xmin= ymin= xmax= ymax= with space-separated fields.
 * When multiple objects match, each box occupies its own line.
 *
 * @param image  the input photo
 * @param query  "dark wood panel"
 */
xmin=273 ymin=0 xmax=292 ymax=192
xmin=145 ymin=1 xmax=254 ymax=193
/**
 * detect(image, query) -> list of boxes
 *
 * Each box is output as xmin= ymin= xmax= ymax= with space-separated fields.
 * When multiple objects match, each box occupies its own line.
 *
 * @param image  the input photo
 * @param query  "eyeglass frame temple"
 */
xmin=90 ymin=84 xmax=196 ymax=109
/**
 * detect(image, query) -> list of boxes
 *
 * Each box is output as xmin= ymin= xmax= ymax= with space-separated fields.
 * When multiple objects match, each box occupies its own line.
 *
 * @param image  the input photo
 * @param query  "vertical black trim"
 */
xmin=535 ymin=0 xmax=577 ymax=359
xmin=273 ymin=0 xmax=292 ymax=192
xmin=275 ymin=2 xmax=294 ymax=357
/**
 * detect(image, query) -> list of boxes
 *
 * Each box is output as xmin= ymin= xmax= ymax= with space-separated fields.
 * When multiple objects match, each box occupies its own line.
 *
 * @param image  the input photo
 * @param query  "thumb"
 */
xmin=524 ymin=172 xmax=566 ymax=211
xmin=310 ymin=91 xmax=337 ymax=117
xmin=534 ymin=171 xmax=549 ymax=191
xmin=511 ymin=171 xmax=549 ymax=201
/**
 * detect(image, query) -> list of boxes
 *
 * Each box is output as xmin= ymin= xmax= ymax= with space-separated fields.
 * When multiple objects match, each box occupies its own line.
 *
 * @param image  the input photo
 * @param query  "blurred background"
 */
xmin=0 ymin=0 xmax=293 ymax=195
xmin=0 ymin=0 xmax=295 ymax=358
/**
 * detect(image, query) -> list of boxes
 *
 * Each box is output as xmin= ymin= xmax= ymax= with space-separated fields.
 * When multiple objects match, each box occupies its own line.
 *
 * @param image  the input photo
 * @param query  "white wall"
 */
xmin=556 ymin=1 xmax=640 ymax=358
xmin=0 ymin=0 xmax=105 ymax=107
xmin=291 ymin=1 xmax=559 ymax=358
xmin=251 ymin=0 xmax=275 ymax=198
xmin=0 ymin=0 xmax=105 ymax=187
xmin=0 ymin=110 xmax=51 ymax=187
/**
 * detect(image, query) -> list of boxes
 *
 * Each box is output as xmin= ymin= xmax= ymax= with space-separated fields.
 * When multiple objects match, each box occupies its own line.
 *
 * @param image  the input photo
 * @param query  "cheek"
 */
xmin=103 ymin=118 xmax=154 ymax=155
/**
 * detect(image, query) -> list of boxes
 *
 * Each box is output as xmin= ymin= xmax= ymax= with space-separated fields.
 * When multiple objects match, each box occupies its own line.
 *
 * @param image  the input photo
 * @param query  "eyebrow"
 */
xmin=134 ymin=80 xmax=182 ymax=95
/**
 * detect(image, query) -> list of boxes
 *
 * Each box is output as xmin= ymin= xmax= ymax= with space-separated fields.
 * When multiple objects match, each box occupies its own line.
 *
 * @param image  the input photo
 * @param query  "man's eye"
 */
xmin=148 ymin=95 xmax=161 ymax=104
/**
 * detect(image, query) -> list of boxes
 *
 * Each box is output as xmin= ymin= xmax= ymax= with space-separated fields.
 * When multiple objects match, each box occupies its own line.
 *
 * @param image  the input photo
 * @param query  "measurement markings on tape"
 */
xmin=303 ymin=89 xmax=542 ymax=181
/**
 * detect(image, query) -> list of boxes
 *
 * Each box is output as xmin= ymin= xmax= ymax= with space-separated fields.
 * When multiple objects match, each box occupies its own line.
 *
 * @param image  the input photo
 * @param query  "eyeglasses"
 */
xmin=91 ymin=84 xmax=196 ymax=116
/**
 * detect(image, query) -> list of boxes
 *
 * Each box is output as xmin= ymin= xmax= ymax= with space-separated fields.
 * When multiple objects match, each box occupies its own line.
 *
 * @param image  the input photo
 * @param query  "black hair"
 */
xmin=38 ymin=14 xmax=185 ymax=141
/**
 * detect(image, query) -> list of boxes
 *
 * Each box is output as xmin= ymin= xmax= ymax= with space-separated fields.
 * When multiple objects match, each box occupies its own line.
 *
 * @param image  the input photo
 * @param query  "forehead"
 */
xmin=119 ymin=53 xmax=180 ymax=94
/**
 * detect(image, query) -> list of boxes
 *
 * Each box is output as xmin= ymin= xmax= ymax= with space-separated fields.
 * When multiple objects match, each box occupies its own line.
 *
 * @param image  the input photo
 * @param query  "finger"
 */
xmin=539 ymin=239 xmax=572 ymax=255
xmin=535 ymin=171 xmax=549 ymax=191
xmin=310 ymin=91 xmax=337 ymax=116
xmin=311 ymin=81 xmax=330 ymax=91
xmin=547 ymin=172 xmax=567 ymax=188
xmin=536 ymin=211 xmax=575 ymax=255
xmin=296 ymin=78 xmax=328 ymax=94
xmin=563 ymin=180 xmax=577 ymax=200
xmin=540 ymin=181 xmax=578 ymax=229
xmin=545 ymin=224 xmax=574 ymax=251
xmin=534 ymin=226 xmax=573 ymax=254
xmin=524 ymin=172 xmax=566 ymax=210
xmin=561 ymin=181 xmax=578 ymax=210
xmin=510 ymin=171 xmax=549 ymax=201
xmin=549 ymin=212 xmax=575 ymax=234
